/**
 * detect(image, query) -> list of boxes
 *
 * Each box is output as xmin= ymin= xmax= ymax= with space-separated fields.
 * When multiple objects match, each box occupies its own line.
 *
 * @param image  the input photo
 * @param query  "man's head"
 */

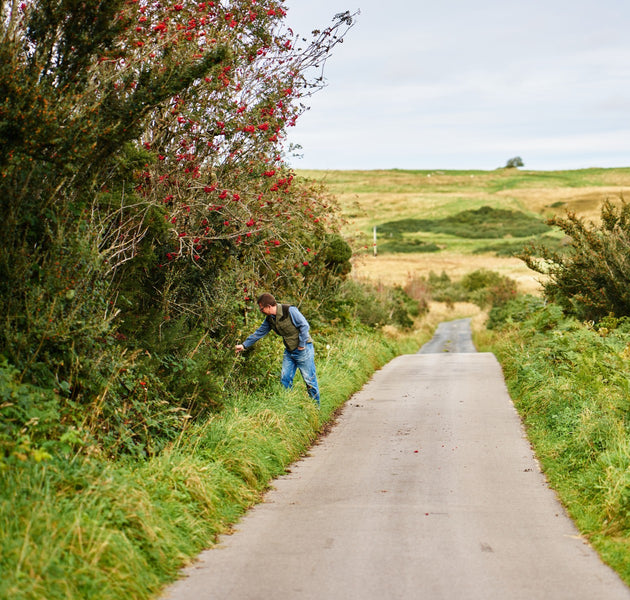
xmin=257 ymin=293 xmax=277 ymax=316
xmin=257 ymin=293 xmax=277 ymax=309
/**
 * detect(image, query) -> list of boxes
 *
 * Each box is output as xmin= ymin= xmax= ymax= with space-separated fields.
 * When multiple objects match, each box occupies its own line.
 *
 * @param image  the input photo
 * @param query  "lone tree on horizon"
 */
xmin=505 ymin=156 xmax=524 ymax=168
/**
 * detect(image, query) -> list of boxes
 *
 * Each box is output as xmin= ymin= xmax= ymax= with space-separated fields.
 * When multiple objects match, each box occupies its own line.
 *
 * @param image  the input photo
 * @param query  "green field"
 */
xmin=297 ymin=167 xmax=630 ymax=293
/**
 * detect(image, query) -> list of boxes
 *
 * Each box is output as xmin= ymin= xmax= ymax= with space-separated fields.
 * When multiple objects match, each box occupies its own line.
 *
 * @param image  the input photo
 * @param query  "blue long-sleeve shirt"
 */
xmin=242 ymin=306 xmax=311 ymax=349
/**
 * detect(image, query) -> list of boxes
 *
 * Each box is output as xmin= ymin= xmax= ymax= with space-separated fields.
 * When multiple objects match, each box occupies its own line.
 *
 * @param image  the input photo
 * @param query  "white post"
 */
xmin=373 ymin=226 xmax=377 ymax=257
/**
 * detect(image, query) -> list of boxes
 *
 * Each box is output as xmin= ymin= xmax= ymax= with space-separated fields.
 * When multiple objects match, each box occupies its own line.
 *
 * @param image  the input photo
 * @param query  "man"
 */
xmin=235 ymin=293 xmax=320 ymax=407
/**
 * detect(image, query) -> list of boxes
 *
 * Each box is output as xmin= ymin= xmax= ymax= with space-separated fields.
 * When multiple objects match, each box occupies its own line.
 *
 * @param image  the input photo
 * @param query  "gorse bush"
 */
xmin=521 ymin=199 xmax=630 ymax=321
xmin=321 ymin=234 xmax=353 ymax=276
xmin=486 ymin=294 xmax=546 ymax=329
xmin=379 ymin=206 xmax=550 ymax=239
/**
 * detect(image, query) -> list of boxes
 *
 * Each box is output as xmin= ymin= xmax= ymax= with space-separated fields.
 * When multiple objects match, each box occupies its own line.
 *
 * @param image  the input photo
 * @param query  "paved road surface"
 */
xmin=161 ymin=320 xmax=630 ymax=600
xmin=418 ymin=317 xmax=476 ymax=354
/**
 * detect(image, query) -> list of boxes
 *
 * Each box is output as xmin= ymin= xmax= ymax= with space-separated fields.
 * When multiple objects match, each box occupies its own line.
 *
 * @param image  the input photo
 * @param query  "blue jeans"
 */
xmin=280 ymin=343 xmax=320 ymax=406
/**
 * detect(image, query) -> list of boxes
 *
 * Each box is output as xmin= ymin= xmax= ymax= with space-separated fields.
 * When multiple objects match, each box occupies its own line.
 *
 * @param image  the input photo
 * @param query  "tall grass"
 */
xmin=0 ymin=326 xmax=423 ymax=600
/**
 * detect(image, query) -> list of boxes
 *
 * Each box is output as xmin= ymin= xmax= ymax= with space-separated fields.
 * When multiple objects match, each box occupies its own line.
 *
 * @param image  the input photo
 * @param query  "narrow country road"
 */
xmin=417 ymin=317 xmax=476 ymax=354
xmin=161 ymin=319 xmax=630 ymax=600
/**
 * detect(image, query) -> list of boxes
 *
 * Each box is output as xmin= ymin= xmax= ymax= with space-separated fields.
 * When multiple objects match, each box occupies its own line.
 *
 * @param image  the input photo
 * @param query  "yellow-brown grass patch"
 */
xmin=496 ymin=186 xmax=630 ymax=222
xmin=351 ymin=252 xmax=543 ymax=295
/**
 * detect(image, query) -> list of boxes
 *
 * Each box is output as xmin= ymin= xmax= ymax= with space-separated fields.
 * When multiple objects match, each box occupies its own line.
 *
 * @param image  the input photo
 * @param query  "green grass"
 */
xmin=473 ymin=234 xmax=565 ymax=257
xmin=297 ymin=167 xmax=630 ymax=266
xmin=296 ymin=167 xmax=630 ymax=294
xmin=379 ymin=206 xmax=551 ymax=240
xmin=479 ymin=310 xmax=630 ymax=585
xmin=0 ymin=327 xmax=424 ymax=600
xmin=297 ymin=167 xmax=630 ymax=196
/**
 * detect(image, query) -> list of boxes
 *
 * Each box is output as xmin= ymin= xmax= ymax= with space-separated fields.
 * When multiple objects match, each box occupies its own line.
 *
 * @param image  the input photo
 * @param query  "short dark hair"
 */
xmin=257 ymin=293 xmax=277 ymax=308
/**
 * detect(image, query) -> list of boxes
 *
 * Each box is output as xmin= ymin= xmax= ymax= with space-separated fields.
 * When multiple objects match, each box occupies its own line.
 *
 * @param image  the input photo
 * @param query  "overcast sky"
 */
xmin=281 ymin=0 xmax=630 ymax=171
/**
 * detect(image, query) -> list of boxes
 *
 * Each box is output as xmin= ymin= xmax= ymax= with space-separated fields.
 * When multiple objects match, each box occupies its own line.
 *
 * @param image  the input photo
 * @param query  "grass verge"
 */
xmin=0 ymin=326 xmax=424 ymax=600
xmin=477 ymin=310 xmax=630 ymax=585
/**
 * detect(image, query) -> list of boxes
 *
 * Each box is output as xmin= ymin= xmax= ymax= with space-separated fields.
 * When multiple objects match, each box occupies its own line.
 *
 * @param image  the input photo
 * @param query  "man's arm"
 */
xmin=288 ymin=306 xmax=310 ymax=349
xmin=235 ymin=319 xmax=271 ymax=352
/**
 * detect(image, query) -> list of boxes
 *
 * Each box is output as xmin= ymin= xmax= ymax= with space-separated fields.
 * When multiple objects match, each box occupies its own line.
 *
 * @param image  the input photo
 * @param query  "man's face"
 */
xmin=259 ymin=304 xmax=272 ymax=315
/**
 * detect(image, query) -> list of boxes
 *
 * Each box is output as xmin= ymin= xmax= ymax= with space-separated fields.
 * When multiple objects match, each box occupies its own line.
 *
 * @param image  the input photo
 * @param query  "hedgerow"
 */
xmin=0 ymin=2 xmax=414 ymax=466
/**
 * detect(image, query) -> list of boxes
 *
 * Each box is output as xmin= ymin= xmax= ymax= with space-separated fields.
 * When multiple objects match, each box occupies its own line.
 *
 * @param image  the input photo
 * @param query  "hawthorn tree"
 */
xmin=0 ymin=0 xmax=355 ymax=412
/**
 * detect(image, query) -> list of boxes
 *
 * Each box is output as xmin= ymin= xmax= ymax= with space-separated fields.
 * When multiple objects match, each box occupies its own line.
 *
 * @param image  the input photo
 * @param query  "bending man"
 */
xmin=235 ymin=293 xmax=320 ymax=407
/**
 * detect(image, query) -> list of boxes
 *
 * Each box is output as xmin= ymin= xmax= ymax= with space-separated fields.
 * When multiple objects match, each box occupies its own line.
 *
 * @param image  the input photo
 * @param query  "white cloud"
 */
xmin=282 ymin=0 xmax=630 ymax=170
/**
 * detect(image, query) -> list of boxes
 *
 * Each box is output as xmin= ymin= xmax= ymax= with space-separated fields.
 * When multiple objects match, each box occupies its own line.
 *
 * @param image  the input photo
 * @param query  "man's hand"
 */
xmin=297 ymin=347 xmax=305 ymax=351
xmin=235 ymin=344 xmax=245 ymax=353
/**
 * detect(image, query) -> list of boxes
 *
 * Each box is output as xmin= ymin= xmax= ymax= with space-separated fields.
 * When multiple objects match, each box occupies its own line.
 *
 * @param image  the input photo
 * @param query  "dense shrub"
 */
xmin=0 ymin=1 xmax=358 ymax=461
xmin=504 ymin=156 xmax=524 ymax=168
xmin=486 ymin=294 xmax=546 ymax=329
xmin=322 ymin=279 xmax=425 ymax=330
xmin=520 ymin=200 xmax=630 ymax=321
xmin=379 ymin=206 xmax=550 ymax=239
xmin=460 ymin=268 xmax=518 ymax=307
xmin=420 ymin=269 xmax=517 ymax=309
xmin=0 ymin=359 xmax=60 ymax=464
xmin=321 ymin=234 xmax=354 ymax=275
xmin=423 ymin=271 xmax=468 ymax=304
